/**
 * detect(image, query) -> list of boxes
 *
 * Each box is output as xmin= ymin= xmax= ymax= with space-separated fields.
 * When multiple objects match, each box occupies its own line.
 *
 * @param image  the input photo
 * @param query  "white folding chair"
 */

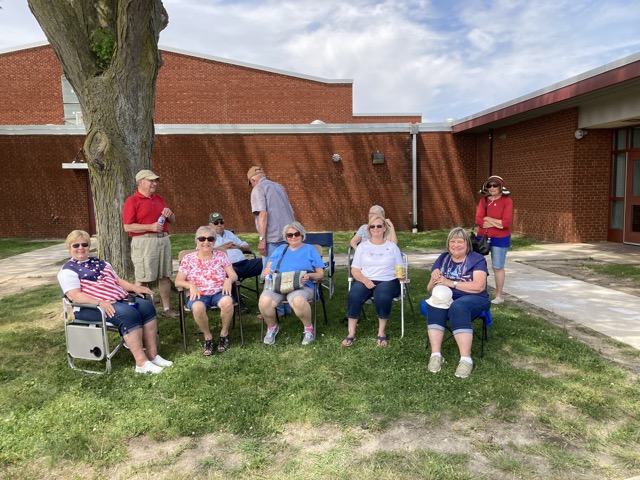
xmin=62 ymin=297 xmax=124 ymax=374
xmin=347 ymin=248 xmax=415 ymax=338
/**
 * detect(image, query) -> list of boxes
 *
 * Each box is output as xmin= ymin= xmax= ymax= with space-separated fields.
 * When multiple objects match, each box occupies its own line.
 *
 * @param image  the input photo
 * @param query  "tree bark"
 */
xmin=27 ymin=0 xmax=168 ymax=279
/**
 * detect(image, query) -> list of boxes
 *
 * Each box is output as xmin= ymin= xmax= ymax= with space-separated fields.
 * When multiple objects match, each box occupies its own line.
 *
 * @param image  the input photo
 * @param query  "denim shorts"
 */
xmin=490 ymin=245 xmax=509 ymax=269
xmin=187 ymin=291 xmax=230 ymax=310
xmin=76 ymin=297 xmax=156 ymax=337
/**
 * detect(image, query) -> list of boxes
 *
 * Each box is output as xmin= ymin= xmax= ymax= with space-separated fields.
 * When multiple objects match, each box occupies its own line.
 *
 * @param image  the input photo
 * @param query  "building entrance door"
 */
xmin=624 ymin=151 xmax=640 ymax=244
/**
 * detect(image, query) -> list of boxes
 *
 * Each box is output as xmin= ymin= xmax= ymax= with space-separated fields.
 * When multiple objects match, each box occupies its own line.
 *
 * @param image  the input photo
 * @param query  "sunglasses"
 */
xmin=286 ymin=232 xmax=302 ymax=238
xmin=72 ymin=242 xmax=89 ymax=248
xmin=487 ymin=183 xmax=500 ymax=188
xmin=197 ymin=236 xmax=216 ymax=242
xmin=212 ymin=220 xmax=224 ymax=225
xmin=370 ymin=224 xmax=385 ymax=229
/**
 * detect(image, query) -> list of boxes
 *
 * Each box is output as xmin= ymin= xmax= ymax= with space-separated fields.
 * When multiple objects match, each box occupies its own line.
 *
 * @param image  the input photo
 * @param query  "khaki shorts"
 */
xmin=131 ymin=234 xmax=173 ymax=282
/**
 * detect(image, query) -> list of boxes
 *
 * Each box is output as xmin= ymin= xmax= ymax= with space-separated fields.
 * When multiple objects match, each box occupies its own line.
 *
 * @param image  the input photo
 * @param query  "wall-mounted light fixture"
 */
xmin=574 ymin=129 xmax=587 ymax=140
xmin=372 ymin=152 xmax=385 ymax=165
xmin=332 ymin=153 xmax=342 ymax=163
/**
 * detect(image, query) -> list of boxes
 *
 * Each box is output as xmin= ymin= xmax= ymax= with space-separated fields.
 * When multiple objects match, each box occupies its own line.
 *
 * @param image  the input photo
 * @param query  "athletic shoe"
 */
xmin=455 ymin=360 xmax=473 ymax=378
xmin=135 ymin=361 xmax=163 ymax=374
xmin=491 ymin=297 xmax=504 ymax=305
xmin=428 ymin=355 xmax=444 ymax=373
xmin=151 ymin=355 xmax=173 ymax=367
xmin=263 ymin=325 xmax=279 ymax=345
xmin=301 ymin=330 xmax=315 ymax=345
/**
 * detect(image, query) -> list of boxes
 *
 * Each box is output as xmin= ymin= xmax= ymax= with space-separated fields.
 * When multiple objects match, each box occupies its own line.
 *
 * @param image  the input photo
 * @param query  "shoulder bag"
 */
xmin=470 ymin=198 xmax=491 ymax=255
xmin=271 ymin=246 xmax=306 ymax=294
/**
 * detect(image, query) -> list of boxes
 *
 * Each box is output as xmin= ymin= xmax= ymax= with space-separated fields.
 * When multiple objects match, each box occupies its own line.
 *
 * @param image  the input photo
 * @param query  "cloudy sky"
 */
xmin=2 ymin=0 xmax=640 ymax=122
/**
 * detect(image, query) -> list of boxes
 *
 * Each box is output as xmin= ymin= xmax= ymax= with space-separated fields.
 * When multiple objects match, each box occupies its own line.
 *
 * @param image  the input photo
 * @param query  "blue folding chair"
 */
xmin=304 ymin=232 xmax=335 ymax=299
xmin=420 ymin=299 xmax=492 ymax=357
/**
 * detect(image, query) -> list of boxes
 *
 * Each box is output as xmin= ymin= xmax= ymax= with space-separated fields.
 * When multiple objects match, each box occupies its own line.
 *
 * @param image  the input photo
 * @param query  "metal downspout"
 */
xmin=410 ymin=123 xmax=419 ymax=232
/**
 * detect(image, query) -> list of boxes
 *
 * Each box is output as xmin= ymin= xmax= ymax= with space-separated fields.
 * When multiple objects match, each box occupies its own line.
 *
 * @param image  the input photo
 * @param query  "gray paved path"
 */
xmin=1 ymin=241 xmax=639 ymax=350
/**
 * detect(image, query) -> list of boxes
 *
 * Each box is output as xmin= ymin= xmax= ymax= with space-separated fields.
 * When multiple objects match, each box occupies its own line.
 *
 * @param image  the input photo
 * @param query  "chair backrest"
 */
xmin=178 ymin=249 xmax=196 ymax=263
xmin=305 ymin=232 xmax=334 ymax=297
xmin=305 ymin=233 xmax=333 ymax=267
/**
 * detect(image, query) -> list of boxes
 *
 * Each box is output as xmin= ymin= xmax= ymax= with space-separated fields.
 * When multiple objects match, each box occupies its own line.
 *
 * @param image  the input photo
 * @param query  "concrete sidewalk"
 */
xmin=1 ymin=241 xmax=639 ymax=350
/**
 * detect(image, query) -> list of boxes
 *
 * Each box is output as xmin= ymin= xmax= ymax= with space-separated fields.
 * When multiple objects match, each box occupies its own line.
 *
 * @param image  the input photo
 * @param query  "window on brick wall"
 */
xmin=61 ymin=75 xmax=83 ymax=125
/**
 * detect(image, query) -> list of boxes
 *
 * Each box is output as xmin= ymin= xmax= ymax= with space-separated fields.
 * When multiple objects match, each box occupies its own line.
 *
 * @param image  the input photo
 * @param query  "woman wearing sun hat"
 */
xmin=425 ymin=227 xmax=490 ymax=378
xmin=475 ymin=175 xmax=513 ymax=304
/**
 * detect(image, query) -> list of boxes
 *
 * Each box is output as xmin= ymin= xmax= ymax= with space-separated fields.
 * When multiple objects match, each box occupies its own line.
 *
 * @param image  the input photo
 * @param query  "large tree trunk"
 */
xmin=28 ymin=0 xmax=168 ymax=279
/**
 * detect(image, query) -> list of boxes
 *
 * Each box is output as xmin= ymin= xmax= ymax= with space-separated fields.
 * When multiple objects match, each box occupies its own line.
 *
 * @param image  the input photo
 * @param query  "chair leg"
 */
xmin=406 ymin=288 xmax=416 ymax=322
xmin=178 ymin=290 xmax=187 ymax=354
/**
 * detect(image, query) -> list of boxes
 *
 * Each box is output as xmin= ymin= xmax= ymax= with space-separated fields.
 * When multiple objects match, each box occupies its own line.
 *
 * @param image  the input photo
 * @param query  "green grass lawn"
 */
xmin=0 ymin=238 xmax=63 ymax=260
xmin=1 ymin=267 xmax=639 ymax=479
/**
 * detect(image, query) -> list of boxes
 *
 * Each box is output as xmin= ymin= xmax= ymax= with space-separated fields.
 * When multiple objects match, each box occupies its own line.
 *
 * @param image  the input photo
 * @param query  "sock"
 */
xmin=163 ymin=306 xmax=170 ymax=311
xmin=460 ymin=356 xmax=473 ymax=364
xmin=431 ymin=352 xmax=442 ymax=358
xmin=305 ymin=326 xmax=313 ymax=332
xmin=268 ymin=324 xmax=278 ymax=330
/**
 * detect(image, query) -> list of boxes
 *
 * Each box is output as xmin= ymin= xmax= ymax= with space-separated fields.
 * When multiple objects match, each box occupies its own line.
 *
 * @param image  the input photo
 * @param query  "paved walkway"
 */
xmin=2 ymin=241 xmax=639 ymax=350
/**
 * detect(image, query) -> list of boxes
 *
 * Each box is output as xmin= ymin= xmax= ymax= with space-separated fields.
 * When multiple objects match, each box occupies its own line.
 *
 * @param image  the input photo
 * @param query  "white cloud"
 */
xmin=3 ymin=0 xmax=640 ymax=122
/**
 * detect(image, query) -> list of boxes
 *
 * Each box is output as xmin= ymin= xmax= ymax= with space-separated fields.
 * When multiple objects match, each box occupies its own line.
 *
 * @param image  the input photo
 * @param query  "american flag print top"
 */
xmin=61 ymin=257 xmax=128 ymax=302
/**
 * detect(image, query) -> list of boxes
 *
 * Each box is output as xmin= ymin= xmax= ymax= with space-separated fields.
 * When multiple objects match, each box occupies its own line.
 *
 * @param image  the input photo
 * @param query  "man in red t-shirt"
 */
xmin=123 ymin=170 xmax=177 ymax=317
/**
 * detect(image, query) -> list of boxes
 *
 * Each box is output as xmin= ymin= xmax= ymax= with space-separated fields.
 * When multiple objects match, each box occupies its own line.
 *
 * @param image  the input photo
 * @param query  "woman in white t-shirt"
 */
xmin=343 ymin=215 xmax=403 ymax=347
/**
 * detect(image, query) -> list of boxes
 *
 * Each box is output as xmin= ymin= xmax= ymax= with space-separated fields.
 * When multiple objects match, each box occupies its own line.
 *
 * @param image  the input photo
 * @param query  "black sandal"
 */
xmin=217 ymin=335 xmax=230 ymax=353
xmin=203 ymin=339 xmax=215 ymax=356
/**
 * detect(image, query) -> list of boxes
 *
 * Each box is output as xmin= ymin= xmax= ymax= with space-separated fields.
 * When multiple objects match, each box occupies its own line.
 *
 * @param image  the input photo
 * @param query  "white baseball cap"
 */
xmin=426 ymin=285 xmax=453 ymax=309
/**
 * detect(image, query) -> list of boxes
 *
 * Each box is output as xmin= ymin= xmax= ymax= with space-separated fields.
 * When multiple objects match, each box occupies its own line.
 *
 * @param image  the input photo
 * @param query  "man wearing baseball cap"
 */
xmin=209 ymin=211 xmax=263 ymax=313
xmin=123 ymin=169 xmax=177 ymax=318
xmin=247 ymin=166 xmax=294 ymax=260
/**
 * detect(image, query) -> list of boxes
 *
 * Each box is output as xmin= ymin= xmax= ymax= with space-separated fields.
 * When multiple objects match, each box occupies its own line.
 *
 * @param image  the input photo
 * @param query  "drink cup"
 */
xmin=395 ymin=265 xmax=404 ymax=279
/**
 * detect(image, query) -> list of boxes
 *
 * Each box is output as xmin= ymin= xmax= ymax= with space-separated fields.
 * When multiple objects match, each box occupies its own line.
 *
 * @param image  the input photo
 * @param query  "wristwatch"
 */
xmin=452 ymin=281 xmax=458 ymax=289
xmin=259 ymin=236 xmax=264 ymax=241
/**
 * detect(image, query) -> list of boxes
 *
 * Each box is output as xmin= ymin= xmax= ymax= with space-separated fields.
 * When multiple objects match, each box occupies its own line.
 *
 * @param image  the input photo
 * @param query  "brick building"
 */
xmin=1 ymin=43 xmax=639 ymax=245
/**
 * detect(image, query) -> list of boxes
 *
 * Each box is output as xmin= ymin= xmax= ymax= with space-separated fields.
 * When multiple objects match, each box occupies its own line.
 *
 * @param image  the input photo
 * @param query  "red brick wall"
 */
xmin=155 ymin=51 xmax=357 ymax=124
xmin=416 ymin=132 xmax=479 ymax=231
xmin=0 ymin=46 xmax=64 ymax=125
xmin=151 ymin=132 xmax=420 ymax=234
xmin=0 ymin=125 xmax=614 ymax=243
xmin=0 ymin=46 xmax=416 ymax=126
xmin=0 ymin=135 xmax=89 ymax=237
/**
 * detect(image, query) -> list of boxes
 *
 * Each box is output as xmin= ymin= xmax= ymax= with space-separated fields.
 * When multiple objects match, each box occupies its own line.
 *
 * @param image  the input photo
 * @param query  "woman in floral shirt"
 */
xmin=175 ymin=226 xmax=238 ymax=355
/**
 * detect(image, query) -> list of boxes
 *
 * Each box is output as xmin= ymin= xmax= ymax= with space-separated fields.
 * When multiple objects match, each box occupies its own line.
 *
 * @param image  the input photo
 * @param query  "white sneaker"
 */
xmin=428 ymin=354 xmax=444 ymax=373
xmin=135 ymin=361 xmax=163 ymax=374
xmin=151 ymin=355 xmax=173 ymax=367
xmin=302 ymin=330 xmax=315 ymax=345
xmin=455 ymin=360 xmax=473 ymax=378
xmin=263 ymin=325 xmax=279 ymax=345
xmin=491 ymin=297 xmax=505 ymax=305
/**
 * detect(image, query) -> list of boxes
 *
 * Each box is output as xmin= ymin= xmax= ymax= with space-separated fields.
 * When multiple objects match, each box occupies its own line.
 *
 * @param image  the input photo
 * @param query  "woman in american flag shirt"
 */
xmin=58 ymin=230 xmax=173 ymax=374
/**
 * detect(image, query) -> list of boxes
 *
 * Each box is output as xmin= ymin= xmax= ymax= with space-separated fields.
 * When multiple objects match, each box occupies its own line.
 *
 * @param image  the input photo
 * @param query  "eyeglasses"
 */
xmin=197 ymin=236 xmax=216 ymax=242
xmin=370 ymin=224 xmax=385 ymax=229
xmin=212 ymin=220 xmax=224 ymax=225
xmin=487 ymin=183 xmax=500 ymax=188
xmin=72 ymin=242 xmax=89 ymax=248
xmin=286 ymin=232 xmax=302 ymax=238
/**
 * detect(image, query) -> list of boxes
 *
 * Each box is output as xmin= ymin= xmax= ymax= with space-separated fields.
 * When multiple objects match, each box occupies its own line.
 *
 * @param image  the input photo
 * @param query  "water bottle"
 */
xmin=157 ymin=214 xmax=166 ymax=227
xmin=127 ymin=292 xmax=138 ymax=309
xmin=264 ymin=273 xmax=273 ymax=290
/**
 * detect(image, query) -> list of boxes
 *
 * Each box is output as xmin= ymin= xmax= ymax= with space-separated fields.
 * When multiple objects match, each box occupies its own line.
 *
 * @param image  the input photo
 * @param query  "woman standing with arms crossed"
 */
xmin=475 ymin=175 xmax=513 ymax=304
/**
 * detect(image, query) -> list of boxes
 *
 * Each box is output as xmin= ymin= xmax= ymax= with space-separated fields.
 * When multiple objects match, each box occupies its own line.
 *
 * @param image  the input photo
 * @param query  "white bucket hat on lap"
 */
xmin=426 ymin=285 xmax=453 ymax=309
